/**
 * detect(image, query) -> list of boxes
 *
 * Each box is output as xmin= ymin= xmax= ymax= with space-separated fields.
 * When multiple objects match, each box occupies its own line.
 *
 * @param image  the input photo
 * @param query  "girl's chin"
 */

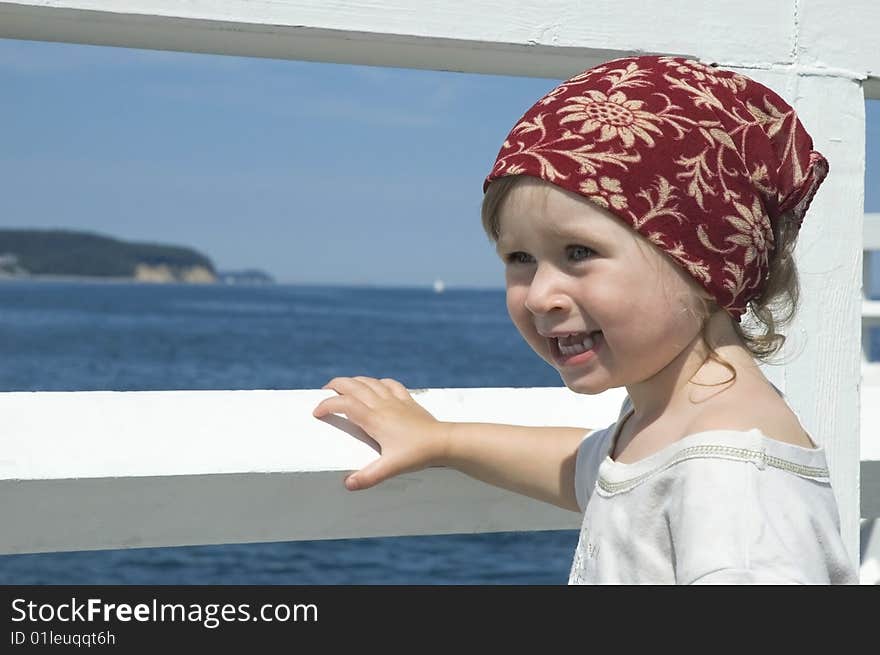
xmin=560 ymin=375 xmax=608 ymax=395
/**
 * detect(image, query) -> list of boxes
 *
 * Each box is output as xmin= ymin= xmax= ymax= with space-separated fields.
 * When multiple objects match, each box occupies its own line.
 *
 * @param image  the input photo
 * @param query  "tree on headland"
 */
xmin=0 ymin=229 xmax=216 ymax=279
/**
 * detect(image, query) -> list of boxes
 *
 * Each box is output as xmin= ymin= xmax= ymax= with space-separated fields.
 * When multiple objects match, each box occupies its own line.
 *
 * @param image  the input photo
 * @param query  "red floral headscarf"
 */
xmin=484 ymin=55 xmax=828 ymax=320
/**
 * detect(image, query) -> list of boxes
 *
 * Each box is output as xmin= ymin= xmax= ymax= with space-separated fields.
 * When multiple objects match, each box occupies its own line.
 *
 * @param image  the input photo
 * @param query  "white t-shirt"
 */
xmin=569 ymin=395 xmax=858 ymax=584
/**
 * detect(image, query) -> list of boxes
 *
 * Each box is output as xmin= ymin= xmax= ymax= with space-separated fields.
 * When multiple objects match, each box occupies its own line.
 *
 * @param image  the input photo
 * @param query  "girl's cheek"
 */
xmin=505 ymin=282 xmax=528 ymax=316
xmin=506 ymin=291 xmax=543 ymax=348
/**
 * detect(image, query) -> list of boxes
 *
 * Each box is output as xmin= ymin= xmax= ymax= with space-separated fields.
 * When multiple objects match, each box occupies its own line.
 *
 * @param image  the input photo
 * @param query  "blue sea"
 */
xmin=0 ymin=280 xmax=582 ymax=584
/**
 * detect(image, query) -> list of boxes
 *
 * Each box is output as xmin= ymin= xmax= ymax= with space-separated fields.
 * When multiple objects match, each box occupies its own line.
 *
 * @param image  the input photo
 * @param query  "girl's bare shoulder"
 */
xmin=686 ymin=383 xmax=817 ymax=450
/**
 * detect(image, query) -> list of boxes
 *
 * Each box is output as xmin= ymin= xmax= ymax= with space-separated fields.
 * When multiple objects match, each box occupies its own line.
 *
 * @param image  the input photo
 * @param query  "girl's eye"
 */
xmin=568 ymin=245 xmax=595 ymax=261
xmin=506 ymin=252 xmax=534 ymax=264
xmin=505 ymin=248 xmax=594 ymax=264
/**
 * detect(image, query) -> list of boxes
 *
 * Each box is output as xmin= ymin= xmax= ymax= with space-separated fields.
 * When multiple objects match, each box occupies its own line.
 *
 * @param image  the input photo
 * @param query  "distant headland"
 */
xmin=0 ymin=229 xmax=274 ymax=284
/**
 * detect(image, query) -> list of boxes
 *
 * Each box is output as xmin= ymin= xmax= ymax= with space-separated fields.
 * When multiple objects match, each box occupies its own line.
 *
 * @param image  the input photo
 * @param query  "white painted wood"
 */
xmin=2 ymin=385 xmax=876 ymax=556
xmin=864 ymin=464 xmax=880 ymax=520
xmin=798 ymin=0 xmax=880 ymax=98
xmin=865 ymin=301 xmax=880 ymax=325
xmin=859 ymin=385 xmax=880 ymax=464
xmin=0 ymin=387 xmax=625 ymax=554
xmin=865 ymin=373 xmax=880 ymax=522
xmin=2 ymin=0 xmax=872 ymax=92
xmin=863 ymin=223 xmax=878 ymax=365
xmin=730 ymin=69 xmax=865 ymax=566
xmin=865 ymin=214 xmax=880 ymax=251
xmin=860 ymin=518 xmax=880 ymax=584
xmin=864 ymin=363 xmax=880 ymax=388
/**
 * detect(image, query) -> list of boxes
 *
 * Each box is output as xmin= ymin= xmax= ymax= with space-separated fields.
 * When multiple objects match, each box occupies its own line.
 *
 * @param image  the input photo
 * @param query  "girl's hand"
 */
xmin=312 ymin=376 xmax=450 ymax=491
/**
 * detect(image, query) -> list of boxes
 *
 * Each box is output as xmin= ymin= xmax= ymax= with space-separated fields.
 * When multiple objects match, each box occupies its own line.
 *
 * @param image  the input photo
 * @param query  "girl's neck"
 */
xmin=624 ymin=311 xmax=766 ymax=427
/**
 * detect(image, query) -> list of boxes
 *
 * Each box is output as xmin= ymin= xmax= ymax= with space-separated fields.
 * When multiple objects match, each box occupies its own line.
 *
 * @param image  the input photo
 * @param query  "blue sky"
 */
xmin=0 ymin=38 xmax=877 ymax=290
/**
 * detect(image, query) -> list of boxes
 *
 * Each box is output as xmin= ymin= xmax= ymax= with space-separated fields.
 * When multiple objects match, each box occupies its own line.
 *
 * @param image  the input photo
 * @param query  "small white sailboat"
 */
xmin=433 ymin=279 xmax=445 ymax=294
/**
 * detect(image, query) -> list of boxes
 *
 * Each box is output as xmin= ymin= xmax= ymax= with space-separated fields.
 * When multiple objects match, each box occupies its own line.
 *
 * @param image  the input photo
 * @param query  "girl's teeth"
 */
xmin=557 ymin=333 xmax=595 ymax=355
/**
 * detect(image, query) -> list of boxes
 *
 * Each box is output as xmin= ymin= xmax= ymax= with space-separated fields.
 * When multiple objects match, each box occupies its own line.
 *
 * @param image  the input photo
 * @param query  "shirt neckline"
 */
xmin=599 ymin=403 xmax=830 ymax=488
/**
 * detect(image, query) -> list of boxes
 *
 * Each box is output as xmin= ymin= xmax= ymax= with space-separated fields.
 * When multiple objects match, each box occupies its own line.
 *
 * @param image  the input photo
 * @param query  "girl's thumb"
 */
xmin=345 ymin=458 xmax=392 ymax=491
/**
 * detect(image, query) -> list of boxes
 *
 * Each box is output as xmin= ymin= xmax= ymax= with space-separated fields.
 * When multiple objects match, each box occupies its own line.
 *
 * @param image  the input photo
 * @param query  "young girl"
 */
xmin=312 ymin=55 xmax=859 ymax=584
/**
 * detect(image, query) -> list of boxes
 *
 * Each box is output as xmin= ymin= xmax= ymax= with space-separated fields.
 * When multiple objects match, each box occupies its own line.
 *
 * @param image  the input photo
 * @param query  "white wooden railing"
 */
xmin=863 ymin=213 xmax=880 ymax=385
xmin=0 ymin=0 xmax=877 ymax=582
xmin=0 ymin=387 xmax=618 ymax=553
xmin=1 ymin=383 xmax=877 ymax=556
xmin=861 ymin=212 xmax=880 ymax=583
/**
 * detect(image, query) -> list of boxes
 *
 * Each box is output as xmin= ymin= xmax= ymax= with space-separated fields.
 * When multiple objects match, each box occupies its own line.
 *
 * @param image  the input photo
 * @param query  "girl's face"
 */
xmin=496 ymin=178 xmax=706 ymax=395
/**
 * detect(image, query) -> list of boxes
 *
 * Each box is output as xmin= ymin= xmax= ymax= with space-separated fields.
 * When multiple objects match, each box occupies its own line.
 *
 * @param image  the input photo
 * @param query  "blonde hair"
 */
xmin=481 ymin=175 xmax=801 ymax=387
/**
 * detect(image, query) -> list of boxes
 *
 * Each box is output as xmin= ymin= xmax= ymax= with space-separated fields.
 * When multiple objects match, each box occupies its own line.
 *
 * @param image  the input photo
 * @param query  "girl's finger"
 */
xmin=347 ymin=455 xmax=396 ymax=491
xmin=380 ymin=378 xmax=412 ymax=401
xmin=322 ymin=377 xmax=381 ymax=407
xmin=312 ymin=395 xmax=371 ymax=425
xmin=353 ymin=376 xmax=393 ymax=399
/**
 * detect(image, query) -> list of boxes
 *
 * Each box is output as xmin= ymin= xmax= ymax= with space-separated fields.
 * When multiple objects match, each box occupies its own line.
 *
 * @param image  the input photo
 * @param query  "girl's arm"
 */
xmin=441 ymin=421 xmax=591 ymax=513
xmin=312 ymin=376 xmax=591 ymax=513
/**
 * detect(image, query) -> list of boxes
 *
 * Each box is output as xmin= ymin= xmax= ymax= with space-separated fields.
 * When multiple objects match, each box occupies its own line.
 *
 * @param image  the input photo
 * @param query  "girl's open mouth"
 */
xmin=550 ymin=331 xmax=602 ymax=367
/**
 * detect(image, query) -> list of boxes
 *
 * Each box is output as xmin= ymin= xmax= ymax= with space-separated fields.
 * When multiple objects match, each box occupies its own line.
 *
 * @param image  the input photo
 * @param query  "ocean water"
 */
xmin=0 ymin=280 xmax=579 ymax=584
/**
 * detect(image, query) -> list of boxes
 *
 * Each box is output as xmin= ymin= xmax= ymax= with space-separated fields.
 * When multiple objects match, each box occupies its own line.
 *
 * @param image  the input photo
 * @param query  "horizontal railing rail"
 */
xmin=1 ymin=385 xmax=877 ymax=557
xmin=864 ymin=213 xmax=880 ymax=251
xmin=863 ymin=213 xmax=880 ymax=381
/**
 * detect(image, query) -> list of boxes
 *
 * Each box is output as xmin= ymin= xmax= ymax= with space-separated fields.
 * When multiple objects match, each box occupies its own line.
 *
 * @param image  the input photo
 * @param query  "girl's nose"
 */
xmin=524 ymin=264 xmax=568 ymax=315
